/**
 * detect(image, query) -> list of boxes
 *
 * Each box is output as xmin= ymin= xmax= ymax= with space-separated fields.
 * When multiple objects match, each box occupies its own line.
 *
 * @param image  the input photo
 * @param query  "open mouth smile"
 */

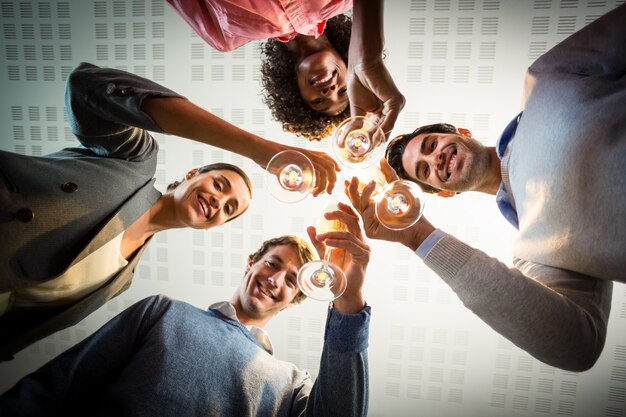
xmin=441 ymin=147 xmax=458 ymax=182
xmin=197 ymin=195 xmax=211 ymax=220
xmin=310 ymin=70 xmax=336 ymax=88
xmin=257 ymin=280 xmax=277 ymax=300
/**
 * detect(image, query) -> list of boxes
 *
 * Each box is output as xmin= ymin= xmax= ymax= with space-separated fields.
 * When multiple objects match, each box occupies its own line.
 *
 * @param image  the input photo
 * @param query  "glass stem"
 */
xmin=323 ymin=247 xmax=336 ymax=264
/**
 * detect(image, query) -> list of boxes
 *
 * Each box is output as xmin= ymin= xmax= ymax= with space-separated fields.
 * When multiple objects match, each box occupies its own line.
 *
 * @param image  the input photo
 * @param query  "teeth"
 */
xmin=199 ymin=197 xmax=209 ymax=218
xmin=448 ymin=154 xmax=457 ymax=176
xmin=312 ymin=71 xmax=333 ymax=86
xmin=260 ymin=286 xmax=274 ymax=299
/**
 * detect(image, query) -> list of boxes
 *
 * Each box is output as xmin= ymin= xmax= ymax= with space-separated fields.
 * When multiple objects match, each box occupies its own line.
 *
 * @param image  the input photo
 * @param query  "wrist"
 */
xmin=254 ymin=140 xmax=286 ymax=169
xmin=400 ymin=219 xmax=435 ymax=252
xmin=333 ymin=293 xmax=365 ymax=314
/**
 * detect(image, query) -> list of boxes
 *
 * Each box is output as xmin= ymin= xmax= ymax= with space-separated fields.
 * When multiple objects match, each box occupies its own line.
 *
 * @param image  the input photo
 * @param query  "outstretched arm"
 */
xmin=291 ymin=204 xmax=372 ymax=416
xmin=348 ymin=0 xmax=405 ymax=139
xmin=66 ymin=63 xmax=339 ymax=196
xmin=345 ymin=160 xmax=612 ymax=372
xmin=141 ymin=96 xmax=339 ymax=196
xmin=0 ymin=296 xmax=171 ymax=416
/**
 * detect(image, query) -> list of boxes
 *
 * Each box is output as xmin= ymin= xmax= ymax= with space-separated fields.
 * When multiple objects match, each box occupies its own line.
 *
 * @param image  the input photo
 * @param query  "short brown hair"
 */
xmin=385 ymin=123 xmax=458 ymax=193
xmin=248 ymin=235 xmax=316 ymax=304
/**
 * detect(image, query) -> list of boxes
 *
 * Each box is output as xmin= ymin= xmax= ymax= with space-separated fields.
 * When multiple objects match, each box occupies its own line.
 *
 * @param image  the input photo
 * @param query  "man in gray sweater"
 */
xmin=349 ymin=4 xmax=625 ymax=372
xmin=0 ymin=204 xmax=372 ymax=416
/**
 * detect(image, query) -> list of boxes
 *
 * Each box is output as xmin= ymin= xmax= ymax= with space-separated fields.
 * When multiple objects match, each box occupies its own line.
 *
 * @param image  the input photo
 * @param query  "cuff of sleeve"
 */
xmin=424 ymin=234 xmax=476 ymax=280
xmin=415 ymin=228 xmax=447 ymax=259
xmin=324 ymin=305 xmax=371 ymax=353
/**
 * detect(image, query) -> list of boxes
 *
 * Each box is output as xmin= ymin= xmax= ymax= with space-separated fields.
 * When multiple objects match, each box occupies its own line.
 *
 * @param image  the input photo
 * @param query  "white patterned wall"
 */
xmin=0 ymin=1 xmax=625 ymax=416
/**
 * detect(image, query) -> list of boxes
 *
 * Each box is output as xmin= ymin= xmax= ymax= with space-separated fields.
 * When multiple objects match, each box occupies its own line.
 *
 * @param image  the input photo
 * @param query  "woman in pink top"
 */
xmin=167 ymin=0 xmax=405 ymax=141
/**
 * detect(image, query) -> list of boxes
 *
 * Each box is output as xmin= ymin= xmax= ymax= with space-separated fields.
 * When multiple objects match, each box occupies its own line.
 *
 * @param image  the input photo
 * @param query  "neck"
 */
xmin=286 ymin=33 xmax=331 ymax=61
xmin=476 ymin=147 xmax=502 ymax=195
xmin=229 ymin=297 xmax=273 ymax=329
xmin=126 ymin=194 xmax=185 ymax=243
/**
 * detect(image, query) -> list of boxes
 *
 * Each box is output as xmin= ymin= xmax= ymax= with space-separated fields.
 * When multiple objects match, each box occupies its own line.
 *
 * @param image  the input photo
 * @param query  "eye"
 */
xmin=286 ymin=279 xmax=296 ymax=288
xmin=338 ymin=87 xmax=347 ymax=95
xmin=430 ymin=139 xmax=436 ymax=152
xmin=311 ymin=98 xmax=324 ymax=105
xmin=214 ymin=180 xmax=222 ymax=192
xmin=265 ymin=260 xmax=277 ymax=269
xmin=225 ymin=203 xmax=234 ymax=216
xmin=423 ymin=165 xmax=430 ymax=179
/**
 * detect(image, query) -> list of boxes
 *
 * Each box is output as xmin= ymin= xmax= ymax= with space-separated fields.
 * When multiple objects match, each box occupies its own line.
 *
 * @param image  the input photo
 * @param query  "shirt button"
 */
xmin=15 ymin=208 xmax=34 ymax=223
xmin=61 ymin=181 xmax=79 ymax=193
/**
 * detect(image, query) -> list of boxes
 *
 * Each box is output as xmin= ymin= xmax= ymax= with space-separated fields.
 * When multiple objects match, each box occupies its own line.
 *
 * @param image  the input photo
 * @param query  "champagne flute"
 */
xmin=265 ymin=150 xmax=315 ymax=203
xmin=297 ymin=204 xmax=348 ymax=301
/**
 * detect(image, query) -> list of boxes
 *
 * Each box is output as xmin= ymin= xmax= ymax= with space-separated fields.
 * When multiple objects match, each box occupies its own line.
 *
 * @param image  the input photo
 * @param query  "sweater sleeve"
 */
xmin=529 ymin=3 xmax=626 ymax=76
xmin=64 ymin=62 xmax=184 ymax=161
xmin=0 ymin=295 xmax=173 ymax=417
xmin=291 ymin=305 xmax=371 ymax=417
xmin=424 ymin=234 xmax=612 ymax=372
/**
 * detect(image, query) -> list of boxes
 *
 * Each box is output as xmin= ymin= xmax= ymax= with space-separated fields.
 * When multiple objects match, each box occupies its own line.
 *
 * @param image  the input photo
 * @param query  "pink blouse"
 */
xmin=166 ymin=0 xmax=353 ymax=52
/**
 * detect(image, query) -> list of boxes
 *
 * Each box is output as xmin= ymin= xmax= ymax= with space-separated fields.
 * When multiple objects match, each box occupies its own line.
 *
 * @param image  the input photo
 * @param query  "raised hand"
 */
xmin=347 ymin=58 xmax=405 ymax=140
xmin=306 ymin=203 xmax=370 ymax=313
xmin=345 ymin=159 xmax=435 ymax=251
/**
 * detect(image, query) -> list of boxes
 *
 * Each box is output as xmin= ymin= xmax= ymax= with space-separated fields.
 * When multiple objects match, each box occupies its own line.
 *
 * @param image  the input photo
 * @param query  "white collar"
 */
xmin=209 ymin=301 xmax=274 ymax=355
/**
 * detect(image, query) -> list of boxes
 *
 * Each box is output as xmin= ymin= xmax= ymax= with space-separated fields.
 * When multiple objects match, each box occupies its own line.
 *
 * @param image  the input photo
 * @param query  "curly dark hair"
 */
xmin=248 ymin=235 xmax=316 ymax=304
xmin=260 ymin=14 xmax=352 ymax=141
xmin=385 ymin=123 xmax=458 ymax=194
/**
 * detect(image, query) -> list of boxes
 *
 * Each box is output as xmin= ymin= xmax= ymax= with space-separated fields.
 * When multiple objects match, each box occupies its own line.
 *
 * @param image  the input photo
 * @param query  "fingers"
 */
xmin=346 ymin=176 xmax=375 ymax=214
xmin=306 ymin=226 xmax=326 ymax=260
xmin=310 ymin=152 xmax=339 ymax=196
xmin=379 ymin=158 xmax=399 ymax=182
xmin=321 ymin=203 xmax=363 ymax=238
xmin=312 ymin=164 xmax=328 ymax=197
xmin=319 ymin=232 xmax=370 ymax=262
xmin=372 ymin=121 xmax=387 ymax=148
xmin=377 ymin=94 xmax=405 ymax=139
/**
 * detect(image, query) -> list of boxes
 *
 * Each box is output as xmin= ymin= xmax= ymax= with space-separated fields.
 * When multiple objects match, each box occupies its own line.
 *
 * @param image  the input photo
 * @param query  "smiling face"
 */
xmin=233 ymin=245 xmax=304 ymax=325
xmin=171 ymin=168 xmax=251 ymax=229
xmin=401 ymin=131 xmax=492 ymax=193
xmin=295 ymin=49 xmax=348 ymax=116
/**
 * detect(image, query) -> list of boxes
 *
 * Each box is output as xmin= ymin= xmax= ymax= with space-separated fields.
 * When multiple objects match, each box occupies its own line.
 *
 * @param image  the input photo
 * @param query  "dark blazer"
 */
xmin=0 ymin=62 xmax=183 ymax=359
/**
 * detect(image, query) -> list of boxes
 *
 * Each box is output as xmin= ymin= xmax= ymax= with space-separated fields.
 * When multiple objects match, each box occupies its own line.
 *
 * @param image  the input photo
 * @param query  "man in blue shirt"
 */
xmin=348 ymin=3 xmax=625 ymax=372
xmin=0 ymin=203 xmax=372 ymax=417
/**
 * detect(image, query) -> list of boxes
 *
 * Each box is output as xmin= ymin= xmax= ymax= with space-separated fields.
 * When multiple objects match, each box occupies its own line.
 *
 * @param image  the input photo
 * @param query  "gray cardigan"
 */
xmin=423 ymin=4 xmax=625 ymax=371
xmin=0 ymin=62 xmax=183 ymax=359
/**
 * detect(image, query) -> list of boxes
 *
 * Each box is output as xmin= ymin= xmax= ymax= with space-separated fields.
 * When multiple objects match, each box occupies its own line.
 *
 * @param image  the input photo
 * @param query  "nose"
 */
xmin=209 ymin=195 xmax=220 ymax=210
xmin=425 ymin=151 xmax=444 ymax=171
xmin=320 ymin=84 xmax=336 ymax=97
xmin=268 ymin=271 xmax=286 ymax=288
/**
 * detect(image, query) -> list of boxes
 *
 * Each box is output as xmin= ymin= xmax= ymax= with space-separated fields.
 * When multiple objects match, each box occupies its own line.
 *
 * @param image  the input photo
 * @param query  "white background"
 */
xmin=0 ymin=1 xmax=625 ymax=416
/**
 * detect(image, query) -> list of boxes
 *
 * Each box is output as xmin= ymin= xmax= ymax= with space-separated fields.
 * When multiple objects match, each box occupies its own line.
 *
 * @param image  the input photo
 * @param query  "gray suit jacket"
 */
xmin=0 ymin=62 xmax=183 ymax=359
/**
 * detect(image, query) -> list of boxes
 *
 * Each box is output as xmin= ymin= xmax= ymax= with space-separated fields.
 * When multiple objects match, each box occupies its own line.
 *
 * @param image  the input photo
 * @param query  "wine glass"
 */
xmin=297 ymin=204 xmax=348 ymax=301
xmin=375 ymin=180 xmax=425 ymax=230
xmin=265 ymin=150 xmax=315 ymax=203
xmin=348 ymin=165 xmax=426 ymax=231
xmin=331 ymin=116 xmax=386 ymax=169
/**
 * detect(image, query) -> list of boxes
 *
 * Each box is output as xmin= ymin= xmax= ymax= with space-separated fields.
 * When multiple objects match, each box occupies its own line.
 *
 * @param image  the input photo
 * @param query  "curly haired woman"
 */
xmin=167 ymin=0 xmax=405 ymax=141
